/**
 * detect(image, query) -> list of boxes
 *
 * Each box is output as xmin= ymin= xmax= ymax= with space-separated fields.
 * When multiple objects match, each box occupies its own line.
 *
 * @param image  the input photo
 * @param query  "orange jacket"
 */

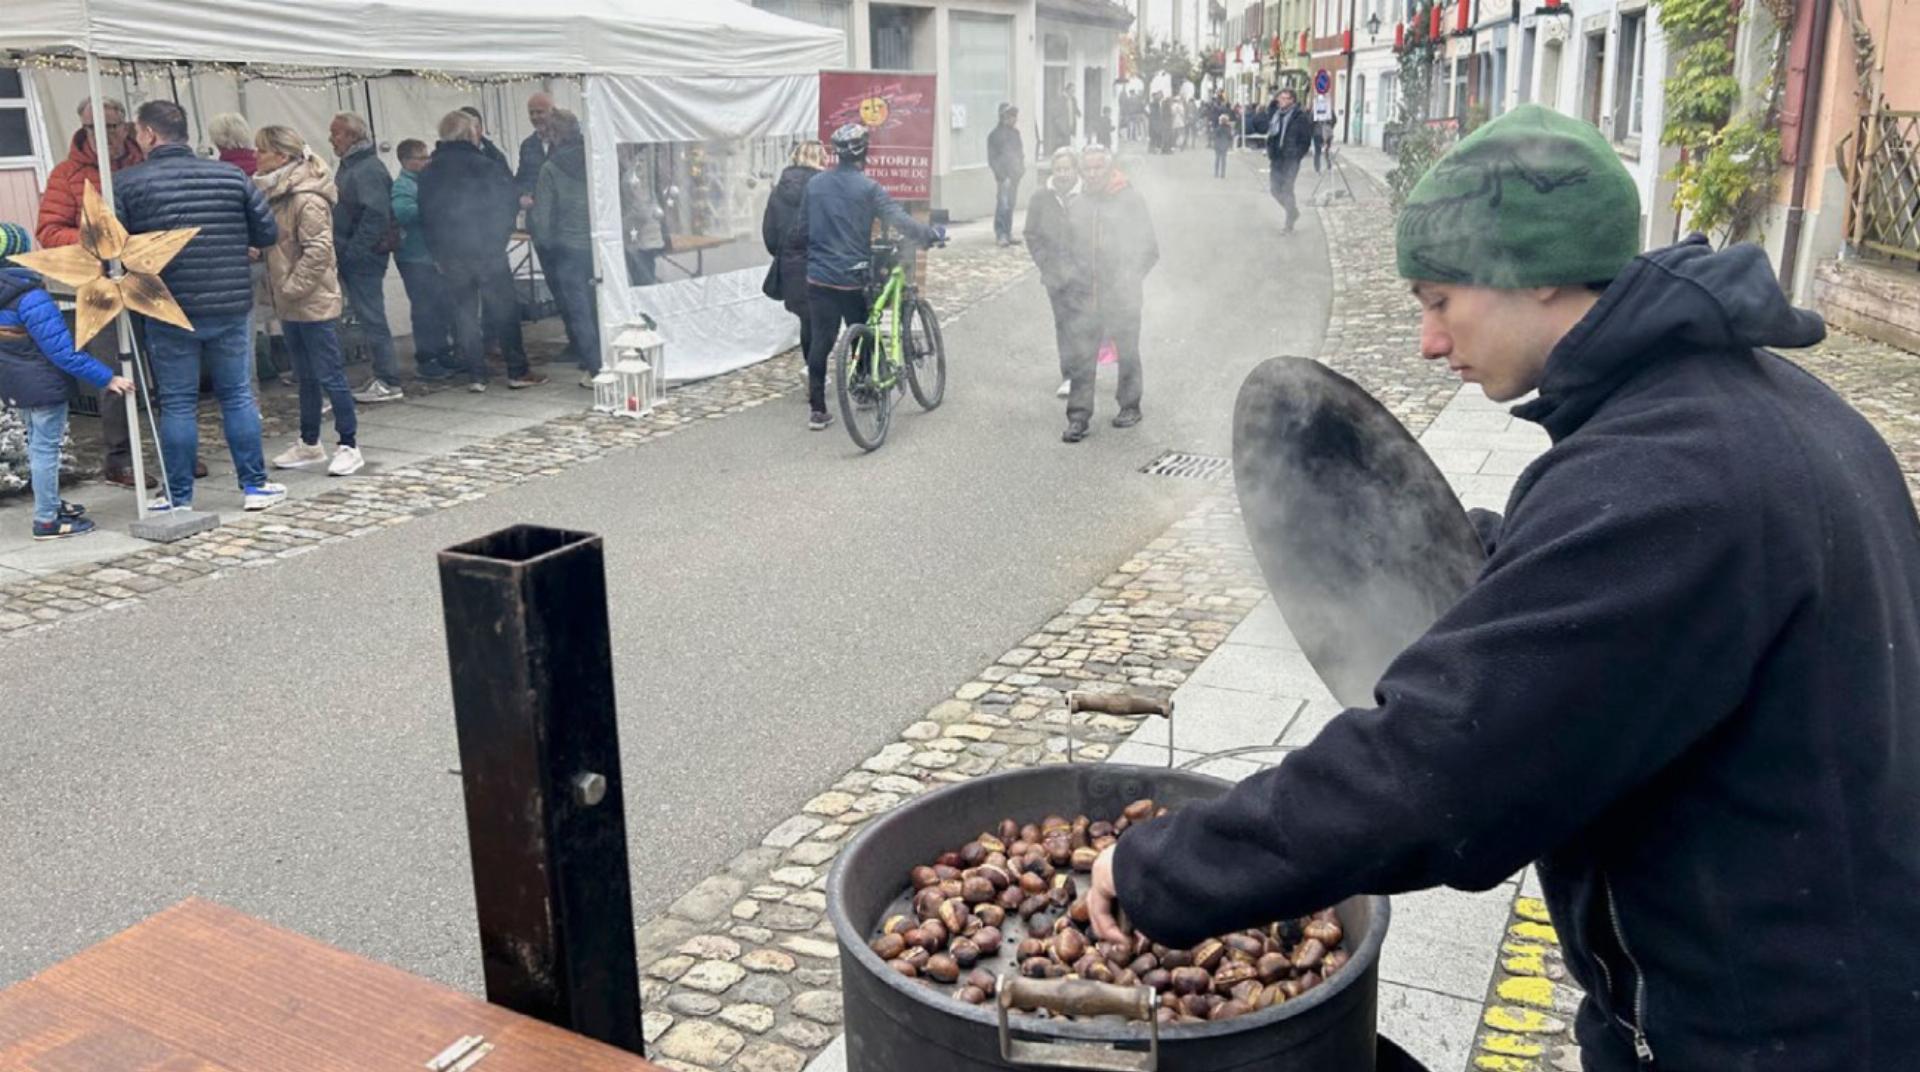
xmin=35 ymin=130 xmax=146 ymax=249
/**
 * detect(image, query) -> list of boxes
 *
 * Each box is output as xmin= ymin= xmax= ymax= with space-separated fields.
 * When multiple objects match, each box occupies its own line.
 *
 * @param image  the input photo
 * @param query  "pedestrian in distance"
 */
xmin=517 ymin=92 xmax=573 ymax=368
xmin=760 ymin=140 xmax=828 ymax=403
xmin=529 ymin=110 xmax=602 ymax=384
xmin=253 ymin=126 xmax=365 ymax=479
xmin=1311 ymin=91 xmax=1335 ymax=173
xmin=1265 ymin=88 xmax=1313 ymax=234
xmin=1091 ymin=106 xmax=1115 ymax=150
xmin=1059 ymin=144 xmax=1156 ymax=443
xmin=33 ymin=95 xmax=146 ymax=489
xmin=987 ymin=103 xmax=1025 ymax=247
xmin=418 ymin=109 xmax=546 ymax=393
xmin=208 ymin=113 xmax=257 ymax=176
xmin=1089 ymin=103 xmax=1920 ymax=1072
xmin=391 ymin=139 xmax=457 ymax=381
xmin=1022 ymin=147 xmax=1081 ymax=402
xmin=329 ymin=112 xmax=403 ymax=404
xmin=801 ymin=123 xmax=943 ymax=432
xmin=114 ymin=99 xmax=286 ymax=513
xmin=0 ymin=224 xmax=136 ymax=540
xmin=1211 ymin=114 xmax=1234 ymax=179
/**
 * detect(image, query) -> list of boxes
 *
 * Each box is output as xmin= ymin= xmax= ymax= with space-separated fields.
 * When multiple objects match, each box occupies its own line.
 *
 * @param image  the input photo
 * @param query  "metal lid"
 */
xmin=1231 ymin=357 xmax=1484 ymax=709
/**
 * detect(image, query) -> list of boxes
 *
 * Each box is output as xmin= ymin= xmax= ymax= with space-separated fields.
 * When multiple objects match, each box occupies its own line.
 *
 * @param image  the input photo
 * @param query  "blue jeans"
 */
xmin=994 ymin=175 xmax=1020 ymax=241
xmin=397 ymin=259 xmax=453 ymax=368
xmin=341 ymin=268 xmax=399 ymax=382
xmin=147 ymin=314 xmax=268 ymax=505
xmin=22 ymin=403 xmax=67 ymax=524
xmin=283 ymin=319 xmax=357 ymax=448
xmin=546 ymin=246 xmax=602 ymax=373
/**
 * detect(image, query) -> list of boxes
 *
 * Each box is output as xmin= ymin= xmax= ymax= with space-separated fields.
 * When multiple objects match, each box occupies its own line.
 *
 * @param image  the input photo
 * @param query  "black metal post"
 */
xmin=437 ymin=525 xmax=643 ymax=1054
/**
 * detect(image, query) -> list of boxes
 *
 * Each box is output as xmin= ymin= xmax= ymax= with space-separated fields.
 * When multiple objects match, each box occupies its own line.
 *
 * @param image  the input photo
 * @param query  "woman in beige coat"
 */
xmin=254 ymin=125 xmax=363 ymax=477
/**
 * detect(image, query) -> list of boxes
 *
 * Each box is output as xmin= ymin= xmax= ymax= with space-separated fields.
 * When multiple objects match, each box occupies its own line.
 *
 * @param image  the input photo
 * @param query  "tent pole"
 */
xmin=577 ymin=75 xmax=609 ymax=380
xmin=84 ymin=49 xmax=157 ymax=520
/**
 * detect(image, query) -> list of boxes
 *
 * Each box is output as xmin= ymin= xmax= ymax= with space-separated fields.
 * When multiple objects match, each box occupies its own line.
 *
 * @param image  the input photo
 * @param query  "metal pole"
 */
xmin=83 ymin=49 xmax=155 ymax=519
xmin=436 ymin=525 xmax=644 ymax=1055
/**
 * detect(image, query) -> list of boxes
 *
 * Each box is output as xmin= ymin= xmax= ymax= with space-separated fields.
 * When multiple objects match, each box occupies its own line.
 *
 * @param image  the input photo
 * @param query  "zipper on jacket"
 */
xmin=1602 ymin=876 xmax=1655 ymax=1064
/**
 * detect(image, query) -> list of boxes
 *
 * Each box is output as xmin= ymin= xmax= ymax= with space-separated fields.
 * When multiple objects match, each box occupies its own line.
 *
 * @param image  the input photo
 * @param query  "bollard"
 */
xmin=437 ymin=525 xmax=643 ymax=1054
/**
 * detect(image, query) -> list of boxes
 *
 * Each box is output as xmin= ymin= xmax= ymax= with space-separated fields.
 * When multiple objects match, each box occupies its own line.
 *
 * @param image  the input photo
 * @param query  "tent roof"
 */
xmin=6 ymin=0 xmax=845 ymax=78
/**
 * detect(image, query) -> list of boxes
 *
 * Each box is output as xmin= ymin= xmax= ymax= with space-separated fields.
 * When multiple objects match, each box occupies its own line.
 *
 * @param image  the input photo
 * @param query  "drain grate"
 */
xmin=1139 ymin=450 xmax=1232 ymax=481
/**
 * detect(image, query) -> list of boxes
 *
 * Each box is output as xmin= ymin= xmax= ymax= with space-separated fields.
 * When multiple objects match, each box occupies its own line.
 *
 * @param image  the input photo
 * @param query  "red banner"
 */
xmin=819 ymin=71 xmax=938 ymax=200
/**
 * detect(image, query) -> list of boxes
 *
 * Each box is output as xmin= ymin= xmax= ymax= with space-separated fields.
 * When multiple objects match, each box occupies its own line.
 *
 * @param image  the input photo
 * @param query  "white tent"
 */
xmin=7 ymin=0 xmax=843 ymax=381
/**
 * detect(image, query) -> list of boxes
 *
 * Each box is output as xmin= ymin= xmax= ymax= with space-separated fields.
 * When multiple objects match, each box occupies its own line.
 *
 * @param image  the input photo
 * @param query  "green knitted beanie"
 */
xmin=1395 ymin=104 xmax=1641 ymax=287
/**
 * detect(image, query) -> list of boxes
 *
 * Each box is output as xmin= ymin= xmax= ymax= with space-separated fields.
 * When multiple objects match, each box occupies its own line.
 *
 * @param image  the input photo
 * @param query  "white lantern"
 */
xmin=592 ymin=370 xmax=624 ymax=415
xmin=610 ymin=319 xmax=667 ymax=412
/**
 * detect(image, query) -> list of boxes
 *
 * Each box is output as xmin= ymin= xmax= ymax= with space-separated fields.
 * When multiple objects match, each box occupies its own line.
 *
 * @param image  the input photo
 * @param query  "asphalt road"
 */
xmin=0 ymin=148 xmax=1332 ymax=990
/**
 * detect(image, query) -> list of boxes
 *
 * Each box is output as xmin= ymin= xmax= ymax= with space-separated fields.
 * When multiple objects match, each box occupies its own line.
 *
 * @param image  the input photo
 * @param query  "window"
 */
xmin=1581 ymin=29 xmax=1607 ymax=127
xmin=1518 ymin=27 xmax=1536 ymax=104
xmin=752 ymin=0 xmax=855 ymax=65
xmin=949 ymin=13 xmax=1013 ymax=169
xmin=871 ymin=6 xmax=917 ymax=70
xmin=0 ymin=67 xmax=34 ymax=162
xmin=1614 ymin=12 xmax=1646 ymax=143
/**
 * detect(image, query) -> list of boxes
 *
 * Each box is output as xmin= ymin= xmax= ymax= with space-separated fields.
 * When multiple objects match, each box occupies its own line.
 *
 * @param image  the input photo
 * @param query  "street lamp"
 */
xmin=1366 ymin=11 xmax=1383 ymax=41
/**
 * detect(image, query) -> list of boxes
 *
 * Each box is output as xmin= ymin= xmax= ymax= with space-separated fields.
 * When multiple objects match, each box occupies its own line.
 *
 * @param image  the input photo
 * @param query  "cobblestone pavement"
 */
xmin=0 ymin=233 xmax=1036 ymax=639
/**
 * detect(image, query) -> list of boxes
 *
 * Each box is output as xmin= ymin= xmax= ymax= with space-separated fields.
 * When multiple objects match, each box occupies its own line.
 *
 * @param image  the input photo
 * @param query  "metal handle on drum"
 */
xmin=1064 ymin=692 xmax=1176 ymax=768
xmin=996 ymin=975 xmax=1159 ymax=1071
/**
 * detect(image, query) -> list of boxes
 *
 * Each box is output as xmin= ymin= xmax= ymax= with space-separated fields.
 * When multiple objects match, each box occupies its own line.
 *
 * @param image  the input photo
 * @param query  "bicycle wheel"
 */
xmin=833 ymin=323 xmax=892 ymax=452
xmin=903 ymin=297 xmax=947 ymax=411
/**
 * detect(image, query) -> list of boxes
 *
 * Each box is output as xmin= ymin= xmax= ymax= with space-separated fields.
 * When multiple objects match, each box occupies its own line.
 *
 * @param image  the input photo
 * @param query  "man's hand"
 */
xmin=247 ymin=247 xmax=262 ymax=262
xmin=104 ymin=375 xmax=135 ymax=396
xmin=1088 ymin=844 xmax=1128 ymax=944
xmin=520 ymin=194 xmax=535 ymax=210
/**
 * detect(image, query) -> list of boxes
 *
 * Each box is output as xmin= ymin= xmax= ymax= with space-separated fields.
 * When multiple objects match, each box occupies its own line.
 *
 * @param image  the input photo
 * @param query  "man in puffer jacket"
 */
xmin=115 ymin=100 xmax=283 ymax=513
xmin=1090 ymin=105 xmax=1920 ymax=1072
xmin=34 ymin=96 xmax=144 ymax=487
xmin=328 ymin=112 xmax=402 ymax=403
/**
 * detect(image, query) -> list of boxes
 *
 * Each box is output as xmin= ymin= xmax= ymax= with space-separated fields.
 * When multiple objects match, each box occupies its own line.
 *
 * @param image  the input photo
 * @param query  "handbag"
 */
xmin=762 ymin=258 xmax=783 ymax=301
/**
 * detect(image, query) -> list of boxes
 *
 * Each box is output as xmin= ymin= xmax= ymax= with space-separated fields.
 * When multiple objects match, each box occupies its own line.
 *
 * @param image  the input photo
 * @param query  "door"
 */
xmin=1539 ymin=40 xmax=1562 ymax=111
xmin=1084 ymin=66 xmax=1104 ymax=144
xmin=1352 ymin=75 xmax=1366 ymax=146
xmin=1043 ymin=65 xmax=1069 ymax=149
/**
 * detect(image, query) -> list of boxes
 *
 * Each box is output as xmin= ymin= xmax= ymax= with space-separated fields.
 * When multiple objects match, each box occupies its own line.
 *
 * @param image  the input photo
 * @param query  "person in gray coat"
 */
xmin=529 ymin=110 xmax=599 ymax=382
xmin=329 ymin=112 xmax=402 ymax=402
xmin=1023 ymin=147 xmax=1081 ymax=401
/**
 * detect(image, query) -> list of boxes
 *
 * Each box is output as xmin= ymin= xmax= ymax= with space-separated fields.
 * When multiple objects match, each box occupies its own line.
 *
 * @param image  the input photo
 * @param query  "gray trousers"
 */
xmin=1065 ymin=296 xmax=1143 ymax=426
xmin=71 ymin=312 xmax=133 ymax=471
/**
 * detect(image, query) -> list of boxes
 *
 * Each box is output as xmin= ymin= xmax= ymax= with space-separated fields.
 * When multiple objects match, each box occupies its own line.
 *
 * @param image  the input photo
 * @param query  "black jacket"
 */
xmin=1063 ymin=174 xmax=1157 ymax=315
xmin=803 ymin=163 xmax=935 ymax=289
xmin=113 ymin=143 xmax=276 ymax=319
xmin=516 ymin=131 xmax=549 ymax=199
xmin=333 ymin=144 xmax=393 ymax=275
xmin=760 ymin=164 xmax=813 ymax=315
xmin=1113 ymin=238 xmax=1920 ymax=1072
xmin=988 ymin=124 xmax=1025 ymax=182
xmin=1022 ymin=186 xmax=1075 ymax=294
xmin=417 ymin=139 xmax=519 ymax=268
xmin=1266 ymin=104 xmax=1312 ymax=162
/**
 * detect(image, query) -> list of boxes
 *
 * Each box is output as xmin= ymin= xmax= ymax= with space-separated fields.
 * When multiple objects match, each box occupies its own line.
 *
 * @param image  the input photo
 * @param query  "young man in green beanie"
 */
xmin=1089 ymin=105 xmax=1920 ymax=1071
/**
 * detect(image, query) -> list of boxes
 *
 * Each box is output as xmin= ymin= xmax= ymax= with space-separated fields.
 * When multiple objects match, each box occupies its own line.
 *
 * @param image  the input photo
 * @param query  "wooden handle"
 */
xmin=999 ymin=975 xmax=1156 ymax=1022
xmin=1066 ymin=691 xmax=1172 ymax=717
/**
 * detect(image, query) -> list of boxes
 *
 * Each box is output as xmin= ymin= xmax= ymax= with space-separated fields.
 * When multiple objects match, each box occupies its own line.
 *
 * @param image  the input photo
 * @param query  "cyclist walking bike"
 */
xmin=802 ymin=123 xmax=945 ymax=435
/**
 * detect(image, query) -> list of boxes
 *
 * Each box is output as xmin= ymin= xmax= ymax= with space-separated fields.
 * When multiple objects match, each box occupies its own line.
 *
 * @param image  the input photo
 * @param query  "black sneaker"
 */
xmin=1062 ymin=421 xmax=1089 ymax=443
xmin=58 ymin=500 xmax=87 ymax=521
xmin=809 ymin=410 xmax=834 ymax=431
xmin=1112 ymin=408 xmax=1143 ymax=429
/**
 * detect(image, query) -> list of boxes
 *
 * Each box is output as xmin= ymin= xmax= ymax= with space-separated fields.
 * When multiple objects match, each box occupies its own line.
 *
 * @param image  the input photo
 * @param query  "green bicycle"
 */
xmin=831 ymin=217 xmax=949 ymax=452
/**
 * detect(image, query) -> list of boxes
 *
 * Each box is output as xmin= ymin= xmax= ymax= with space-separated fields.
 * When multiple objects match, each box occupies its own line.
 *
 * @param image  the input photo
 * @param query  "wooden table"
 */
xmin=660 ymin=233 xmax=733 ymax=279
xmin=0 ymin=899 xmax=667 ymax=1071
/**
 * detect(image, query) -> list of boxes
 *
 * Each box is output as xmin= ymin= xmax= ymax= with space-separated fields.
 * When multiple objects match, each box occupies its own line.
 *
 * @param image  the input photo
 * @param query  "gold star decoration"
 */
xmin=8 ymin=182 xmax=198 ymax=348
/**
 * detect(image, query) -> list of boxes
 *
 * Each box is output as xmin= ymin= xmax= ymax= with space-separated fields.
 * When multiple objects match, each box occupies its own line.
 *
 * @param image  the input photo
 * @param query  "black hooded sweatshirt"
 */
xmin=1113 ymin=237 xmax=1920 ymax=1072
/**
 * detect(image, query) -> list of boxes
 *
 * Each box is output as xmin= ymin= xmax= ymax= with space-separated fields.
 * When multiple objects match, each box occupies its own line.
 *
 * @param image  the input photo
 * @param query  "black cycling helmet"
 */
xmin=830 ymin=122 xmax=870 ymax=164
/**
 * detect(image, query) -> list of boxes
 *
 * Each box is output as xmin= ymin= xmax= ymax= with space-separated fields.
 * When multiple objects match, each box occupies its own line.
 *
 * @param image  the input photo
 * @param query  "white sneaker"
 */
xmin=469 ymin=382 xmax=488 ymax=393
xmin=327 ymin=445 xmax=365 ymax=476
xmin=242 ymin=482 xmax=288 ymax=511
xmin=353 ymin=379 xmax=404 ymax=404
xmin=1056 ymin=379 xmax=1071 ymax=398
xmin=578 ymin=373 xmax=597 ymax=388
xmin=273 ymin=441 xmax=328 ymax=469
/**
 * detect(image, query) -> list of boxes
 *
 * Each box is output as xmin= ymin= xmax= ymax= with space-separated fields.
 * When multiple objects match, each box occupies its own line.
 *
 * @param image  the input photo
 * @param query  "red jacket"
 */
xmin=35 ymin=130 xmax=146 ymax=249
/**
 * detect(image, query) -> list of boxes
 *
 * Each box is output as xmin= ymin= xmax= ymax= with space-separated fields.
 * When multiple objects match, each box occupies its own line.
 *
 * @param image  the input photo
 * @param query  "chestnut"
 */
xmin=1142 ymin=968 xmax=1172 ymax=992
xmin=919 ymin=919 xmax=948 ymax=950
xmin=1128 ymin=953 xmax=1158 ymax=975
xmin=1018 ymin=895 xmax=1049 ymax=920
xmin=1304 ymin=919 xmax=1343 ymax=948
xmin=1085 ymin=960 xmax=1117 ymax=984
xmin=977 ymin=865 xmax=1011 ymax=892
xmin=939 ymin=899 xmax=972 ymax=933
xmin=959 ymin=841 xmax=988 ymax=868
xmin=936 ymin=853 xmax=963 ymax=871
xmin=889 ymin=959 xmax=919 ymax=978
xmin=910 ymin=866 xmax=940 ymax=890
xmin=1088 ymin=820 xmax=1115 ymax=840
xmin=978 ymin=833 xmax=1006 ymax=854
xmin=1211 ymin=999 xmax=1253 ymax=1021
xmin=1323 ymin=949 xmax=1350 ymax=976
xmin=912 ymin=887 xmax=945 ymax=920
xmin=882 ymin=914 xmax=912 ymax=937
xmin=1070 ymin=847 xmax=1100 ymax=872
xmin=976 ymin=904 xmax=1007 ymax=928
xmin=957 ymin=985 xmax=988 ymax=1005
xmin=1122 ymin=799 xmax=1156 ymax=823
xmin=997 ymin=887 xmax=1026 ymax=912
xmin=1290 ymin=937 xmax=1326 ymax=971
xmin=949 ymin=938 xmax=980 ymax=969
xmin=1256 ymin=952 xmax=1291 ymax=984
xmin=938 ymin=879 xmax=964 ymax=900
xmin=1212 ymin=962 xmax=1257 ymax=993
xmin=1069 ymin=898 xmax=1092 ymax=925
xmin=925 ymin=953 xmax=961 ymax=984
xmin=1192 ymin=939 xmax=1227 ymax=972
xmin=1044 ymin=835 xmax=1073 ymax=867
xmin=1224 ymin=934 xmax=1264 ymax=957
xmin=870 ymin=933 xmax=908 ymax=960
xmin=967 ymin=968 xmax=997 ymax=994
xmin=1261 ymin=982 xmax=1290 ymax=1007
xmin=1054 ymin=929 xmax=1087 ymax=964
xmin=1018 ymin=872 xmax=1048 ymax=896
xmin=1230 ymin=979 xmax=1263 ymax=1006
xmin=998 ymin=819 xmax=1020 ymax=843
xmin=1041 ymin=814 xmax=1071 ymax=835
xmin=1159 ymin=948 xmax=1194 ymax=969
xmin=901 ymin=946 xmax=931 ymax=971
xmin=1020 ymin=956 xmax=1051 ymax=979
xmin=1017 ymin=938 xmax=1047 ymax=960
xmin=973 ymin=926 xmax=1003 ymax=956
xmin=1296 ymin=970 xmax=1323 ymax=994
xmin=1180 ymin=993 xmax=1214 ymax=1019
xmin=1169 ymin=967 xmax=1212 ymax=995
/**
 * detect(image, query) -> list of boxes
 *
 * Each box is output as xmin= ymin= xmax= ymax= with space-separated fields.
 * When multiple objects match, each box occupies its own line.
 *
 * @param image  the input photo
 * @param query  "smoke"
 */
xmin=1232 ymin=357 xmax=1483 ymax=708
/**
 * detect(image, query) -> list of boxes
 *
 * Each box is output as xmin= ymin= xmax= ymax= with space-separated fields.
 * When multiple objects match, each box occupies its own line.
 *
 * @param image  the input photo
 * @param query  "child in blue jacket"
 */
xmin=0 ymin=223 xmax=134 ymax=539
